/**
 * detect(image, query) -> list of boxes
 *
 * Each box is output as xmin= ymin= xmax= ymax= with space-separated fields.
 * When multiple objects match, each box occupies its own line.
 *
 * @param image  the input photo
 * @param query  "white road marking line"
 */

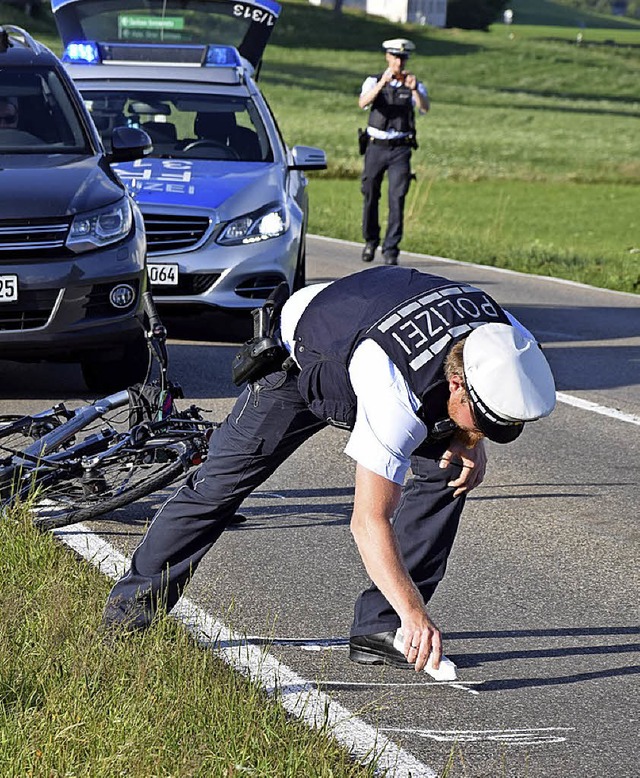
xmin=54 ymin=524 xmax=438 ymax=778
xmin=556 ymin=392 xmax=640 ymax=426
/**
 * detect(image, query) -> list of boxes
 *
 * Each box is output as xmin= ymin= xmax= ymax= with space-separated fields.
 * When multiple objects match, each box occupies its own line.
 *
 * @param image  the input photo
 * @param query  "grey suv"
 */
xmin=0 ymin=24 xmax=151 ymax=392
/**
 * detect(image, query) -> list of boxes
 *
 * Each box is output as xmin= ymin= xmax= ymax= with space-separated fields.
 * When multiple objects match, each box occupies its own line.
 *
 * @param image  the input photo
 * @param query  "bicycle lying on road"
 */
xmin=0 ymin=292 xmax=217 ymax=531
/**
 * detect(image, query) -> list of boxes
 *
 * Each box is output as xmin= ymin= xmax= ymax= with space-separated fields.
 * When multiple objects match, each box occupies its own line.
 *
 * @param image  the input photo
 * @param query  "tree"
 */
xmin=446 ymin=0 xmax=509 ymax=30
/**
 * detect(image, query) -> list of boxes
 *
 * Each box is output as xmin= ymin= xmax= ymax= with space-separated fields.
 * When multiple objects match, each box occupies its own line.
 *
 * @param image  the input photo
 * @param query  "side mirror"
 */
xmin=107 ymin=126 xmax=152 ymax=164
xmin=289 ymin=145 xmax=327 ymax=171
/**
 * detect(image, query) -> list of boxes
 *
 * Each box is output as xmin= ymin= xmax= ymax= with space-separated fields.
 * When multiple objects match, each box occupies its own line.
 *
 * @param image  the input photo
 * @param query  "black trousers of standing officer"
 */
xmin=361 ymin=140 xmax=412 ymax=260
xmin=104 ymin=369 xmax=466 ymax=637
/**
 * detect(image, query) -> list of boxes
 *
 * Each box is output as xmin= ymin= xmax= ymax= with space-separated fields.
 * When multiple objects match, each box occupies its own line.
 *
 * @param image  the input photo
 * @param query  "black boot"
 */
xmin=361 ymin=241 xmax=378 ymax=263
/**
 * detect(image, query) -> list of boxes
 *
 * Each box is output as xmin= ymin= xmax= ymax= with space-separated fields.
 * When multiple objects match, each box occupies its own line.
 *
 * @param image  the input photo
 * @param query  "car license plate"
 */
xmin=148 ymin=263 xmax=179 ymax=286
xmin=0 ymin=275 xmax=18 ymax=302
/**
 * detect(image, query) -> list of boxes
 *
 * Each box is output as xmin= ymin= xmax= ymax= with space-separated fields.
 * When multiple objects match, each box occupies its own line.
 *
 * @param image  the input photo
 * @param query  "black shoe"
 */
xmin=382 ymin=251 xmax=399 ymax=266
xmin=349 ymin=630 xmax=411 ymax=668
xmin=361 ymin=241 xmax=378 ymax=263
xmin=101 ymin=598 xmax=152 ymax=636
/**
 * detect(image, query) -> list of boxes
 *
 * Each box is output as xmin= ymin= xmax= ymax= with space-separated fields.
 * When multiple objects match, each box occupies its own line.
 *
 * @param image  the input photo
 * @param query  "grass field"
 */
xmin=259 ymin=1 xmax=639 ymax=292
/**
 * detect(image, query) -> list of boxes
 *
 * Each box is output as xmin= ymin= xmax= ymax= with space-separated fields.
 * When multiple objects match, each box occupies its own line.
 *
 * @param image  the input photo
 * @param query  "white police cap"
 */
xmin=463 ymin=323 xmax=556 ymax=444
xmin=382 ymin=38 xmax=415 ymax=57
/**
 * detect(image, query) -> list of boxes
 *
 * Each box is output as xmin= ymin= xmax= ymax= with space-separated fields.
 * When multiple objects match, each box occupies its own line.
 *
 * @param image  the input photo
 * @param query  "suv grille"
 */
xmin=0 ymin=289 xmax=59 ymax=331
xmin=0 ymin=218 xmax=70 ymax=260
xmin=143 ymin=214 xmax=211 ymax=254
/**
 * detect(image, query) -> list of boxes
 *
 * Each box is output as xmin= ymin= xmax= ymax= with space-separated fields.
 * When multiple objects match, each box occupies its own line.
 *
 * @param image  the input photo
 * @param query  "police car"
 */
xmin=52 ymin=0 xmax=327 ymax=315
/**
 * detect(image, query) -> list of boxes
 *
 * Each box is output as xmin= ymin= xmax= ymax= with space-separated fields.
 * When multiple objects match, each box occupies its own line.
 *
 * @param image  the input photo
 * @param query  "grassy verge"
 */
xmin=0 ymin=506 xmax=377 ymax=777
xmin=307 ymin=177 xmax=639 ymax=292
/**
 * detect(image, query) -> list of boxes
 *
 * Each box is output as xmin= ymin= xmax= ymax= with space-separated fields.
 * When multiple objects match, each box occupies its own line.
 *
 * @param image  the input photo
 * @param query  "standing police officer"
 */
xmin=359 ymin=39 xmax=429 ymax=266
xmin=103 ymin=266 xmax=556 ymax=674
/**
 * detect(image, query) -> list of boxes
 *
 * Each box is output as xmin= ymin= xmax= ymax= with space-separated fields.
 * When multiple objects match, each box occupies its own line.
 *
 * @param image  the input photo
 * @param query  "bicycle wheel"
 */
xmin=29 ymin=442 xmax=189 ymax=531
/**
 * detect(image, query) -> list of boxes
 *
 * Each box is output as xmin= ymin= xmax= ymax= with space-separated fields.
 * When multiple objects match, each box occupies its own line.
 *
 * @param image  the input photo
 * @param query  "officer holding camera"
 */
xmin=359 ymin=38 xmax=429 ymax=266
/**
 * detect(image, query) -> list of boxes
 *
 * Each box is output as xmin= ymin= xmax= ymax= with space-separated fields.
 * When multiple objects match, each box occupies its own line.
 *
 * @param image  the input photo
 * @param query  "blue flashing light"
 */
xmin=204 ymin=45 xmax=241 ymax=68
xmin=63 ymin=40 xmax=101 ymax=65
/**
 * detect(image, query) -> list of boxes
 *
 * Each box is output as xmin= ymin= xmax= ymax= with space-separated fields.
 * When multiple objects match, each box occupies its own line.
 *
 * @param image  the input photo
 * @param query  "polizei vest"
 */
xmin=367 ymin=73 xmax=414 ymax=135
xmin=293 ymin=267 xmax=510 ymax=430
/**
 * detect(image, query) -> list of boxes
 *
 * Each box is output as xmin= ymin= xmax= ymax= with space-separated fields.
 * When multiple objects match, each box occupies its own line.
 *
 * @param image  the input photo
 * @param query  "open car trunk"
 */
xmin=51 ymin=0 xmax=281 ymax=69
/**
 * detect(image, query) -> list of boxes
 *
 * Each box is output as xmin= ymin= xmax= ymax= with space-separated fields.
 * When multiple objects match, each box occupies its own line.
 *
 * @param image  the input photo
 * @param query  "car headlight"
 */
xmin=216 ymin=203 xmax=287 ymax=246
xmin=67 ymin=197 xmax=133 ymax=253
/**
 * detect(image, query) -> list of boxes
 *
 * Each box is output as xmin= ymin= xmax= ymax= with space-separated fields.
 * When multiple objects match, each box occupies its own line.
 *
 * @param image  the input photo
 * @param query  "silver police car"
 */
xmin=53 ymin=0 xmax=327 ymax=315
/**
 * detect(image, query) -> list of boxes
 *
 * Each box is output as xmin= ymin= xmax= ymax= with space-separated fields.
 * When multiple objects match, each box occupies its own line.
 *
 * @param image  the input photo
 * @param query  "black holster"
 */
xmin=358 ymin=128 xmax=369 ymax=156
xmin=231 ymin=282 xmax=290 ymax=386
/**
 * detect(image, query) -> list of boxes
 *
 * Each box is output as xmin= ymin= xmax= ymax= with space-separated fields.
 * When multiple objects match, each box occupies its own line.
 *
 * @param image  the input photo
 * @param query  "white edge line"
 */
xmin=308 ymin=234 xmax=640 ymax=299
xmin=556 ymin=392 xmax=640 ymax=426
xmin=54 ymin=525 xmax=437 ymax=778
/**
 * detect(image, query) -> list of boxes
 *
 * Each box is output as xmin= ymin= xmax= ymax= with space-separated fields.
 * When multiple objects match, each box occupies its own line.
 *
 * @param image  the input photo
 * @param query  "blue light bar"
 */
xmin=204 ymin=45 xmax=241 ymax=67
xmin=62 ymin=40 xmax=101 ymax=64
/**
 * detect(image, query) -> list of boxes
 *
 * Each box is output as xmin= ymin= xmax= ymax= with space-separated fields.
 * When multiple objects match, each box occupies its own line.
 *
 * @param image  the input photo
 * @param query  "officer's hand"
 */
xmin=400 ymin=612 xmax=442 ymax=673
xmin=440 ymin=439 xmax=487 ymax=497
xmin=404 ymin=73 xmax=417 ymax=90
xmin=380 ymin=68 xmax=394 ymax=84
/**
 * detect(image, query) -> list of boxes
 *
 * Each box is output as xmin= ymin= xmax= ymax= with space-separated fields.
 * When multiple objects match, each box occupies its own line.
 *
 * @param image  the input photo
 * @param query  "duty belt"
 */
xmin=370 ymin=136 xmax=413 ymax=147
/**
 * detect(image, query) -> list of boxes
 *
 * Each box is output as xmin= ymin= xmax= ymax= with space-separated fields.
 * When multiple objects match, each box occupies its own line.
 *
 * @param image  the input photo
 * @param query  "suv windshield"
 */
xmin=0 ymin=68 xmax=90 ymax=153
xmin=82 ymin=90 xmax=273 ymax=162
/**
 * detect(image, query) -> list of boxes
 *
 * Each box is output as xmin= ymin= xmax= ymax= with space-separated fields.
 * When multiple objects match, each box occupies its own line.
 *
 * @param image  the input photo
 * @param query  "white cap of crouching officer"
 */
xmin=382 ymin=38 xmax=416 ymax=58
xmin=463 ymin=323 xmax=556 ymax=444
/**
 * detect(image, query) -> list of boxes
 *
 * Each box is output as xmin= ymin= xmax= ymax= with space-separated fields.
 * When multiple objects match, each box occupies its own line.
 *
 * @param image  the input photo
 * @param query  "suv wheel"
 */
xmin=81 ymin=335 xmax=150 ymax=393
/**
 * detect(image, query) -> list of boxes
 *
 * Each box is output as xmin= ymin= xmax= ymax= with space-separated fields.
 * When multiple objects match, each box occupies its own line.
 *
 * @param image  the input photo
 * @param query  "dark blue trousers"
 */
xmin=361 ymin=142 xmax=412 ymax=257
xmin=104 ymin=370 xmax=465 ymax=635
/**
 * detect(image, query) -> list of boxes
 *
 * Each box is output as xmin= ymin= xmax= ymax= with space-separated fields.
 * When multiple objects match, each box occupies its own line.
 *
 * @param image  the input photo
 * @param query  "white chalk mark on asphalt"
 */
xmin=54 ymin=524 xmax=438 ymax=778
xmin=381 ymin=726 xmax=574 ymax=746
xmin=317 ymin=680 xmax=481 ymax=696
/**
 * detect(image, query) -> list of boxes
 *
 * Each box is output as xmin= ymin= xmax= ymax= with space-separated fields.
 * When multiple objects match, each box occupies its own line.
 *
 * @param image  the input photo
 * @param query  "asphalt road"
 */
xmin=2 ymin=237 xmax=639 ymax=777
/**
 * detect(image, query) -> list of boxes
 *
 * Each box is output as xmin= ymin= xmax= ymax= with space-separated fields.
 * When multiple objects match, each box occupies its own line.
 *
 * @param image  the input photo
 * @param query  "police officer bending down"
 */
xmin=104 ymin=267 xmax=556 ymax=674
xmin=359 ymin=39 xmax=429 ymax=266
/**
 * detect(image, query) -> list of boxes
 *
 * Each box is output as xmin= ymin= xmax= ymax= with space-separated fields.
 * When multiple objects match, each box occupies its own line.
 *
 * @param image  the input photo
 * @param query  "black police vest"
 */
xmin=368 ymin=73 xmax=414 ymax=134
xmin=293 ymin=267 xmax=510 ymax=431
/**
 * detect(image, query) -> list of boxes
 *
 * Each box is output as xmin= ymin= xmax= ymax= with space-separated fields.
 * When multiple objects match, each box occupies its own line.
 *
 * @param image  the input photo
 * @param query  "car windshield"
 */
xmin=0 ymin=68 xmax=90 ymax=153
xmin=81 ymin=90 xmax=273 ymax=162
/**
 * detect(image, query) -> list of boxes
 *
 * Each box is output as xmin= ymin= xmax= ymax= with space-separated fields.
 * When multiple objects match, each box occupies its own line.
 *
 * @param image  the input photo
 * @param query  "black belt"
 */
xmin=370 ymin=136 xmax=413 ymax=147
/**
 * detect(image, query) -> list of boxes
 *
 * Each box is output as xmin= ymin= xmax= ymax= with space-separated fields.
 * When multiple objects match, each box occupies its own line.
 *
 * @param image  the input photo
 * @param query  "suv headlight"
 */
xmin=67 ymin=198 xmax=133 ymax=253
xmin=216 ymin=203 xmax=287 ymax=246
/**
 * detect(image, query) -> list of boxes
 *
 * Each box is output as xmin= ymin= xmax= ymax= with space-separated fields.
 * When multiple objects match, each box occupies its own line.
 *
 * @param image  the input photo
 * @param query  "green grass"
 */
xmin=0 ymin=506 xmax=377 ymax=777
xmin=258 ymin=1 xmax=640 ymax=292
xmin=308 ymin=177 xmax=639 ymax=291
xmin=509 ymin=0 xmax=640 ymax=28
